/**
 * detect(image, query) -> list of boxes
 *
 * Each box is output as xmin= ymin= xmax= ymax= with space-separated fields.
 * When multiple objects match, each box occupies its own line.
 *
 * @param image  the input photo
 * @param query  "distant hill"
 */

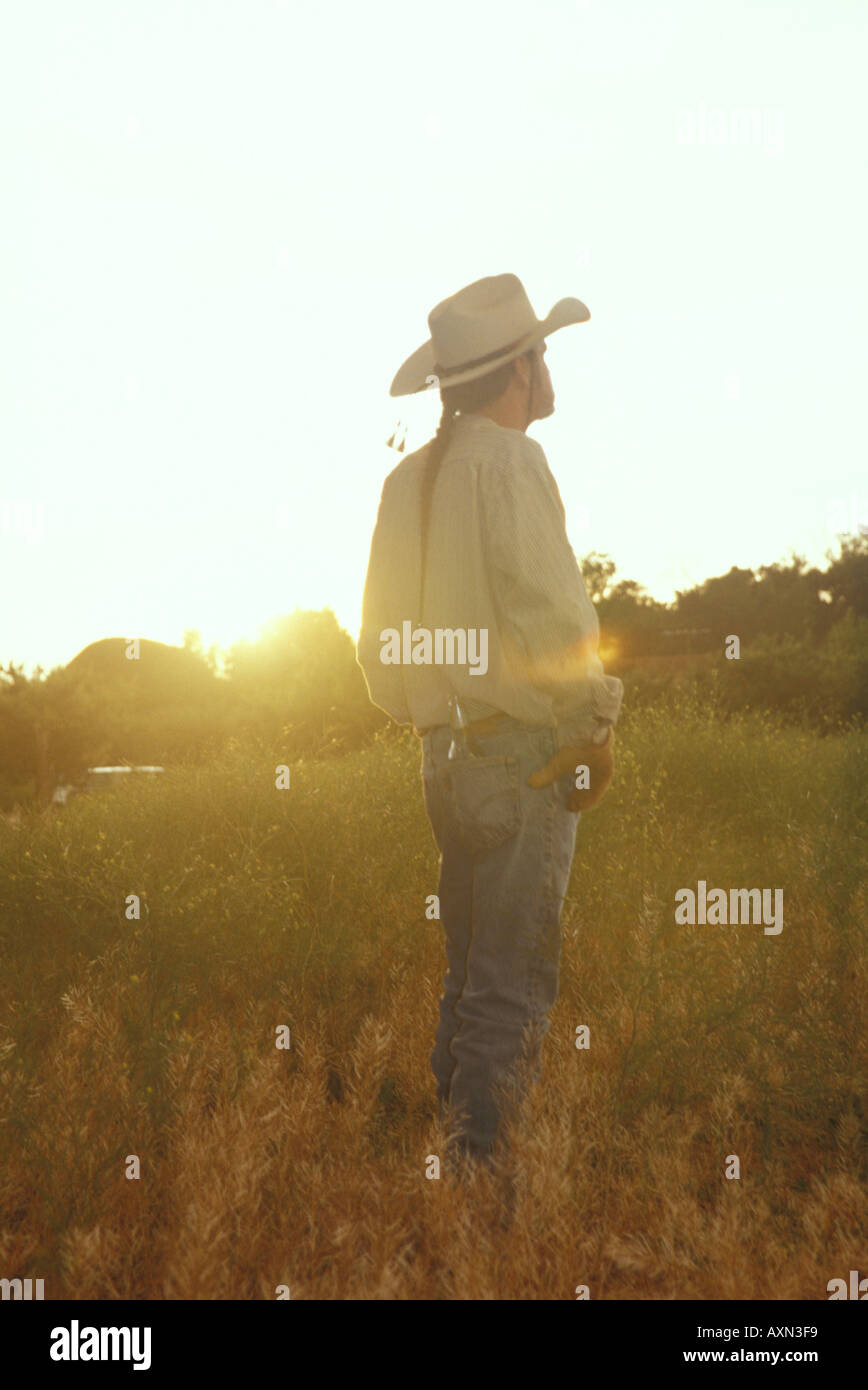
xmin=43 ymin=637 xmax=235 ymax=783
xmin=65 ymin=637 xmax=218 ymax=702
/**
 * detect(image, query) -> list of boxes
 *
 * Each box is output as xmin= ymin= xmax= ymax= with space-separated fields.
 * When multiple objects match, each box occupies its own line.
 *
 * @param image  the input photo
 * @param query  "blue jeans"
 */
xmin=420 ymin=716 xmax=580 ymax=1161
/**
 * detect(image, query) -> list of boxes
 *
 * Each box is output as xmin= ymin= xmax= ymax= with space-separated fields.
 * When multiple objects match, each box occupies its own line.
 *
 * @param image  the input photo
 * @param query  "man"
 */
xmin=356 ymin=273 xmax=624 ymax=1164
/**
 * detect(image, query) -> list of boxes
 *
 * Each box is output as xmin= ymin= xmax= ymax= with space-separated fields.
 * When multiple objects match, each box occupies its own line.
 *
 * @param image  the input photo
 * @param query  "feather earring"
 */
xmin=386 ymin=420 xmax=408 ymax=452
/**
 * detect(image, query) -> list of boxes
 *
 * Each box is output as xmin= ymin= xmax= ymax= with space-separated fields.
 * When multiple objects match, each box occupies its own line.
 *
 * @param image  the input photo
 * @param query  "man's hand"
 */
xmin=526 ymin=727 xmax=615 ymax=812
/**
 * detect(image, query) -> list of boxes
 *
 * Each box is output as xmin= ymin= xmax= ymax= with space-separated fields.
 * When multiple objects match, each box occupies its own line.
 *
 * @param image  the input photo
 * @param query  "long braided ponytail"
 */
xmin=415 ymin=345 xmax=538 ymax=625
xmin=417 ymin=399 xmax=457 ymax=624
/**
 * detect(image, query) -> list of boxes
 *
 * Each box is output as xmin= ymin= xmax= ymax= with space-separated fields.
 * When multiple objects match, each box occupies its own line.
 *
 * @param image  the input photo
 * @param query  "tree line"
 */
xmin=2 ymin=536 xmax=866 ymax=810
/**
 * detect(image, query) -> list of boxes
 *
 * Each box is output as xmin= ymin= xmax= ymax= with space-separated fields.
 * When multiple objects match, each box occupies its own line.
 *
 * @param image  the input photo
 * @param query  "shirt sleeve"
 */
xmin=355 ymin=478 xmax=413 ymax=726
xmin=482 ymin=438 xmax=624 ymax=745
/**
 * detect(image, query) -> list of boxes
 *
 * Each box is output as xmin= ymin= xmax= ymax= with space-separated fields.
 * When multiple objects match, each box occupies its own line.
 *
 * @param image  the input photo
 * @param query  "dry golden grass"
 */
xmin=1 ymin=700 xmax=866 ymax=1299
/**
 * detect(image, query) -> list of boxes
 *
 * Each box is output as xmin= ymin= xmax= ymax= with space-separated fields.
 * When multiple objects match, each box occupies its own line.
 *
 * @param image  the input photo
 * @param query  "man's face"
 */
xmin=518 ymin=341 xmax=555 ymax=422
xmin=534 ymin=341 xmax=555 ymax=419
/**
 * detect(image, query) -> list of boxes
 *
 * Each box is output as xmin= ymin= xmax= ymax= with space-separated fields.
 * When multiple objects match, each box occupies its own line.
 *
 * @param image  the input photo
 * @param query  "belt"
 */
xmin=417 ymin=712 xmax=506 ymax=738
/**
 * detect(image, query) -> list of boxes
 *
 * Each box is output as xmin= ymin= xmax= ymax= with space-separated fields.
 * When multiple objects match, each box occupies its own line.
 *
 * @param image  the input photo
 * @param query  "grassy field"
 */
xmin=1 ymin=697 xmax=866 ymax=1300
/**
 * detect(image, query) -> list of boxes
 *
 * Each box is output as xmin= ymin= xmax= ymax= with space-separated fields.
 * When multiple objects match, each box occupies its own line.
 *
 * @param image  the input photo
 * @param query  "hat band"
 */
xmin=432 ymin=331 xmax=535 ymax=380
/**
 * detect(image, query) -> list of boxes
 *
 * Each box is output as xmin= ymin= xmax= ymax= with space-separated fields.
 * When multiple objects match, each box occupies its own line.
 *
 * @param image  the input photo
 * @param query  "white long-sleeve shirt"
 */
xmin=356 ymin=412 xmax=623 ymax=744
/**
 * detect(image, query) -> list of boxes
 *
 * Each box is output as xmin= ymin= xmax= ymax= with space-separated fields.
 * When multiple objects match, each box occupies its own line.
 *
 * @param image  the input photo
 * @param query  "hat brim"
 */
xmin=389 ymin=296 xmax=591 ymax=397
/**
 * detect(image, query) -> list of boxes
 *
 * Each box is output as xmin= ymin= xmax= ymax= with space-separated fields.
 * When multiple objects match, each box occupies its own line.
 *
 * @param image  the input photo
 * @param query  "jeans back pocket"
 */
xmin=446 ymin=753 xmax=522 ymax=855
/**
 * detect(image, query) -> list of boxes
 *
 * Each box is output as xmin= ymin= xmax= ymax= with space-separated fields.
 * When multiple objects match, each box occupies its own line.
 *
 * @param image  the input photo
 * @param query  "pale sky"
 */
xmin=2 ymin=0 xmax=866 ymax=675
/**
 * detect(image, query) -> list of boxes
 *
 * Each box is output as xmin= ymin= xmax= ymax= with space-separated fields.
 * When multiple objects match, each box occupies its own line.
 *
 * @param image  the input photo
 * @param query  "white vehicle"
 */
xmin=84 ymin=766 xmax=165 ymax=794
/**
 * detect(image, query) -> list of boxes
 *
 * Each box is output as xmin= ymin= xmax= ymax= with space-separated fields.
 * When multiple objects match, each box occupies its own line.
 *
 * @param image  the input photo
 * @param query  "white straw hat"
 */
xmin=389 ymin=272 xmax=590 ymax=397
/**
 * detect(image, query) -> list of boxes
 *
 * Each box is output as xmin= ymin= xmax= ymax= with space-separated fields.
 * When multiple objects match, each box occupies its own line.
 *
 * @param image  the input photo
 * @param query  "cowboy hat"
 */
xmin=389 ymin=272 xmax=590 ymax=397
